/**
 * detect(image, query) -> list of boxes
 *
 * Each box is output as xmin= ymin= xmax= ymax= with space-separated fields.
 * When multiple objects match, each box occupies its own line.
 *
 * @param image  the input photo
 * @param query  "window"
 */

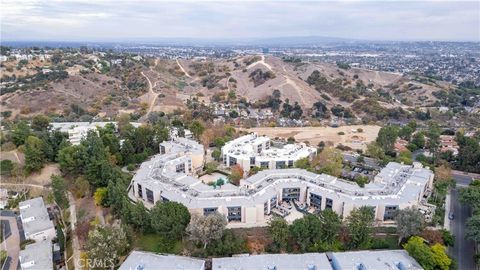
xmin=146 ymin=188 xmax=154 ymax=203
xmin=176 ymin=163 xmax=186 ymax=173
xmin=137 ymin=183 xmax=143 ymax=198
xmin=227 ymin=206 xmax=242 ymax=222
xmin=203 ymin=207 xmax=218 ymax=216
xmin=264 ymin=201 xmax=269 ymax=215
xmin=276 ymin=161 xmax=286 ymax=169
xmin=260 ymin=161 xmax=269 ymax=168
xmin=325 ymin=198 xmax=333 ymax=209
xmin=229 ymin=156 xmax=237 ymax=166
xmin=282 ymin=187 xmax=300 ymax=200
xmin=383 ymin=205 xmax=398 ymax=221
xmin=250 ymin=156 xmax=256 ymax=165
xmin=288 ymin=160 xmax=294 ymax=168
xmin=257 ymin=144 xmax=262 ymax=154
xmin=160 ymin=145 xmax=166 ymax=154
xmin=310 ymin=193 xmax=322 ymax=209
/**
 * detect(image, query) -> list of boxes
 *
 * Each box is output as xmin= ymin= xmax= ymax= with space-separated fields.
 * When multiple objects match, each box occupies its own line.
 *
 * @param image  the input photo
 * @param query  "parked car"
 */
xmin=448 ymin=212 xmax=454 ymax=220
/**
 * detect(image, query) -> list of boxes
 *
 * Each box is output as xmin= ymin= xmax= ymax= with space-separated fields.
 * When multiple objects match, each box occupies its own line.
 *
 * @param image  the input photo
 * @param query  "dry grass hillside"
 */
xmin=1 ymin=54 xmax=454 ymax=120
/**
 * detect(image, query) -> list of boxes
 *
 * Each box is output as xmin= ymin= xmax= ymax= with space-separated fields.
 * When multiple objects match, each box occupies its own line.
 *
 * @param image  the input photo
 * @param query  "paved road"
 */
xmin=451 ymin=170 xmax=478 ymax=187
xmin=449 ymin=188 xmax=476 ymax=270
xmin=67 ymin=192 xmax=82 ymax=270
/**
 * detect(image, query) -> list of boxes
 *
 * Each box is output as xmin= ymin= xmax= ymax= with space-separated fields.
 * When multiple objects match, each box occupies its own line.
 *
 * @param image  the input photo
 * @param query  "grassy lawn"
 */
xmin=133 ymin=233 xmax=183 ymax=254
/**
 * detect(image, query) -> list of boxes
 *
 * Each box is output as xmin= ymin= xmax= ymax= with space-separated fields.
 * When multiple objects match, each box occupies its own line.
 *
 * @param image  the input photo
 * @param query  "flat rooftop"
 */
xmin=331 ymin=250 xmax=423 ymax=270
xmin=119 ymin=251 xmax=205 ymax=270
xmin=19 ymin=241 xmax=53 ymax=269
xmin=212 ymin=253 xmax=331 ymax=270
xmin=19 ymin=197 xmax=54 ymax=238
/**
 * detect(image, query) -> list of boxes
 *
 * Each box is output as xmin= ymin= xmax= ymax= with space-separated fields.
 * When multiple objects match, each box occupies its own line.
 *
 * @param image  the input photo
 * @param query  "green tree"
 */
xmin=94 ymin=187 xmax=108 ymax=206
xmin=206 ymin=229 xmax=247 ymax=256
xmin=465 ymin=215 xmax=480 ymax=242
xmin=366 ymin=142 xmax=385 ymax=160
xmin=11 ymin=121 xmax=31 ymax=146
xmin=294 ymin=157 xmax=311 ymax=170
xmin=317 ymin=209 xmax=342 ymax=245
xmin=376 ymin=125 xmax=399 ymax=154
xmin=31 ymin=115 xmax=51 ymax=131
xmin=129 ymin=202 xmax=151 ymax=232
xmin=24 ymin=136 xmax=46 ymax=173
xmin=398 ymin=150 xmax=413 ymax=165
xmin=290 ymin=215 xmax=321 ymax=252
xmin=212 ymin=149 xmax=221 ymax=161
xmin=58 ymin=145 xmax=88 ymax=175
xmin=150 ymin=201 xmax=191 ymax=240
xmin=51 ymin=175 xmax=69 ymax=209
xmin=426 ymin=121 xmax=441 ymax=162
xmin=189 ymin=120 xmax=205 ymax=139
xmin=187 ymin=212 xmax=227 ymax=248
xmin=431 ymin=243 xmax=452 ymax=270
xmin=312 ymin=148 xmax=343 ymax=177
xmin=268 ymin=216 xmax=290 ymax=251
xmin=412 ymin=132 xmax=426 ymax=149
xmin=0 ymin=160 xmax=14 ymax=176
xmin=346 ymin=206 xmax=374 ymax=250
xmin=404 ymin=236 xmax=436 ymax=270
xmin=85 ymin=225 xmax=129 ymax=268
xmin=395 ymin=207 xmax=425 ymax=243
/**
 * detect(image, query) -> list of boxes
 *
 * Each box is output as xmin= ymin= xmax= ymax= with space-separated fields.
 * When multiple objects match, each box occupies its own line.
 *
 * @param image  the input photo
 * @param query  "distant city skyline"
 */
xmin=2 ymin=0 xmax=479 ymax=42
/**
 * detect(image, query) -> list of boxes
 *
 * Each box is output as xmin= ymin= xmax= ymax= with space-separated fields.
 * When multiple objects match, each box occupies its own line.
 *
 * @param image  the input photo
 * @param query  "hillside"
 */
xmin=0 ymin=53 xmax=457 ymax=121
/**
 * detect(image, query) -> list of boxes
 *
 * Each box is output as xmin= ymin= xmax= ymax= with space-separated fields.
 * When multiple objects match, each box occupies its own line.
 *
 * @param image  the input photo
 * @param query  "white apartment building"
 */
xmin=51 ymin=122 xmax=142 ymax=145
xmin=19 ymin=197 xmax=56 ymax=242
xmin=221 ymin=133 xmax=317 ymax=173
xmin=129 ymin=137 xmax=434 ymax=228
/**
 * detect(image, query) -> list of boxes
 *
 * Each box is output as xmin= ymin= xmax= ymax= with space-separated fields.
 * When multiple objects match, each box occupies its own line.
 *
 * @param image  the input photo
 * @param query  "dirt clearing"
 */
xmin=244 ymin=125 xmax=381 ymax=150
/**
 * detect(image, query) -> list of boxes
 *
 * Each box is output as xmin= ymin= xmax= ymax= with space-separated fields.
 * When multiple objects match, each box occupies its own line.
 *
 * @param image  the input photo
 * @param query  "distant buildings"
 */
xmin=119 ymin=250 xmax=422 ymax=270
xmin=221 ymin=133 xmax=317 ymax=174
xmin=439 ymin=135 xmax=459 ymax=155
xmin=19 ymin=241 xmax=53 ymax=270
xmin=129 ymin=135 xmax=434 ymax=227
xmin=50 ymin=122 xmax=142 ymax=145
xmin=19 ymin=197 xmax=56 ymax=242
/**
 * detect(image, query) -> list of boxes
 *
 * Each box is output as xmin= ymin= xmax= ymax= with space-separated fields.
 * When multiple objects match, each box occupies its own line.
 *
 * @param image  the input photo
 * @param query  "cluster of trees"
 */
xmin=404 ymin=236 xmax=452 ymax=270
xmin=268 ymin=207 xmax=375 ymax=252
xmin=459 ymin=180 xmax=480 ymax=255
xmin=280 ymin=99 xmax=303 ymax=120
xmin=8 ymin=116 xmax=69 ymax=174
xmin=294 ymin=148 xmax=343 ymax=178
xmin=249 ymin=68 xmax=275 ymax=87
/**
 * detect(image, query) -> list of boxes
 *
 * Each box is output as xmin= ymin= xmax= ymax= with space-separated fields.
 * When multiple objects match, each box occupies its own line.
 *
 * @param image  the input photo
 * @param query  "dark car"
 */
xmin=448 ymin=212 xmax=455 ymax=220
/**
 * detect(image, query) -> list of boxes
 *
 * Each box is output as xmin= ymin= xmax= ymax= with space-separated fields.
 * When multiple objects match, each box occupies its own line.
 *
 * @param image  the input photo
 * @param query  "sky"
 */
xmin=1 ymin=0 xmax=479 ymax=42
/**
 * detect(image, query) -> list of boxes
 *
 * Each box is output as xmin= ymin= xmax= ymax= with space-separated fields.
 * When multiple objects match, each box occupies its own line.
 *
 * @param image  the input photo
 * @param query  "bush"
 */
xmin=337 ymin=132 xmax=345 ymax=135
xmin=127 ymin=164 xmax=136 ymax=171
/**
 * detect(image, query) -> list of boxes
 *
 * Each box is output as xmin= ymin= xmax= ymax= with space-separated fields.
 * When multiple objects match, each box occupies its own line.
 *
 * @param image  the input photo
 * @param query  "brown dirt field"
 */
xmin=244 ymin=125 xmax=381 ymax=150
xmin=28 ymin=164 xmax=61 ymax=185
xmin=232 ymin=227 xmax=272 ymax=254
xmin=0 ymin=150 xmax=25 ymax=165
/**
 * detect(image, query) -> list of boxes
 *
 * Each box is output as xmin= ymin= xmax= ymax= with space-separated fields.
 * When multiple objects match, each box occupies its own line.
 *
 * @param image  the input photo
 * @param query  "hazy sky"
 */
xmin=2 ymin=0 xmax=479 ymax=42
